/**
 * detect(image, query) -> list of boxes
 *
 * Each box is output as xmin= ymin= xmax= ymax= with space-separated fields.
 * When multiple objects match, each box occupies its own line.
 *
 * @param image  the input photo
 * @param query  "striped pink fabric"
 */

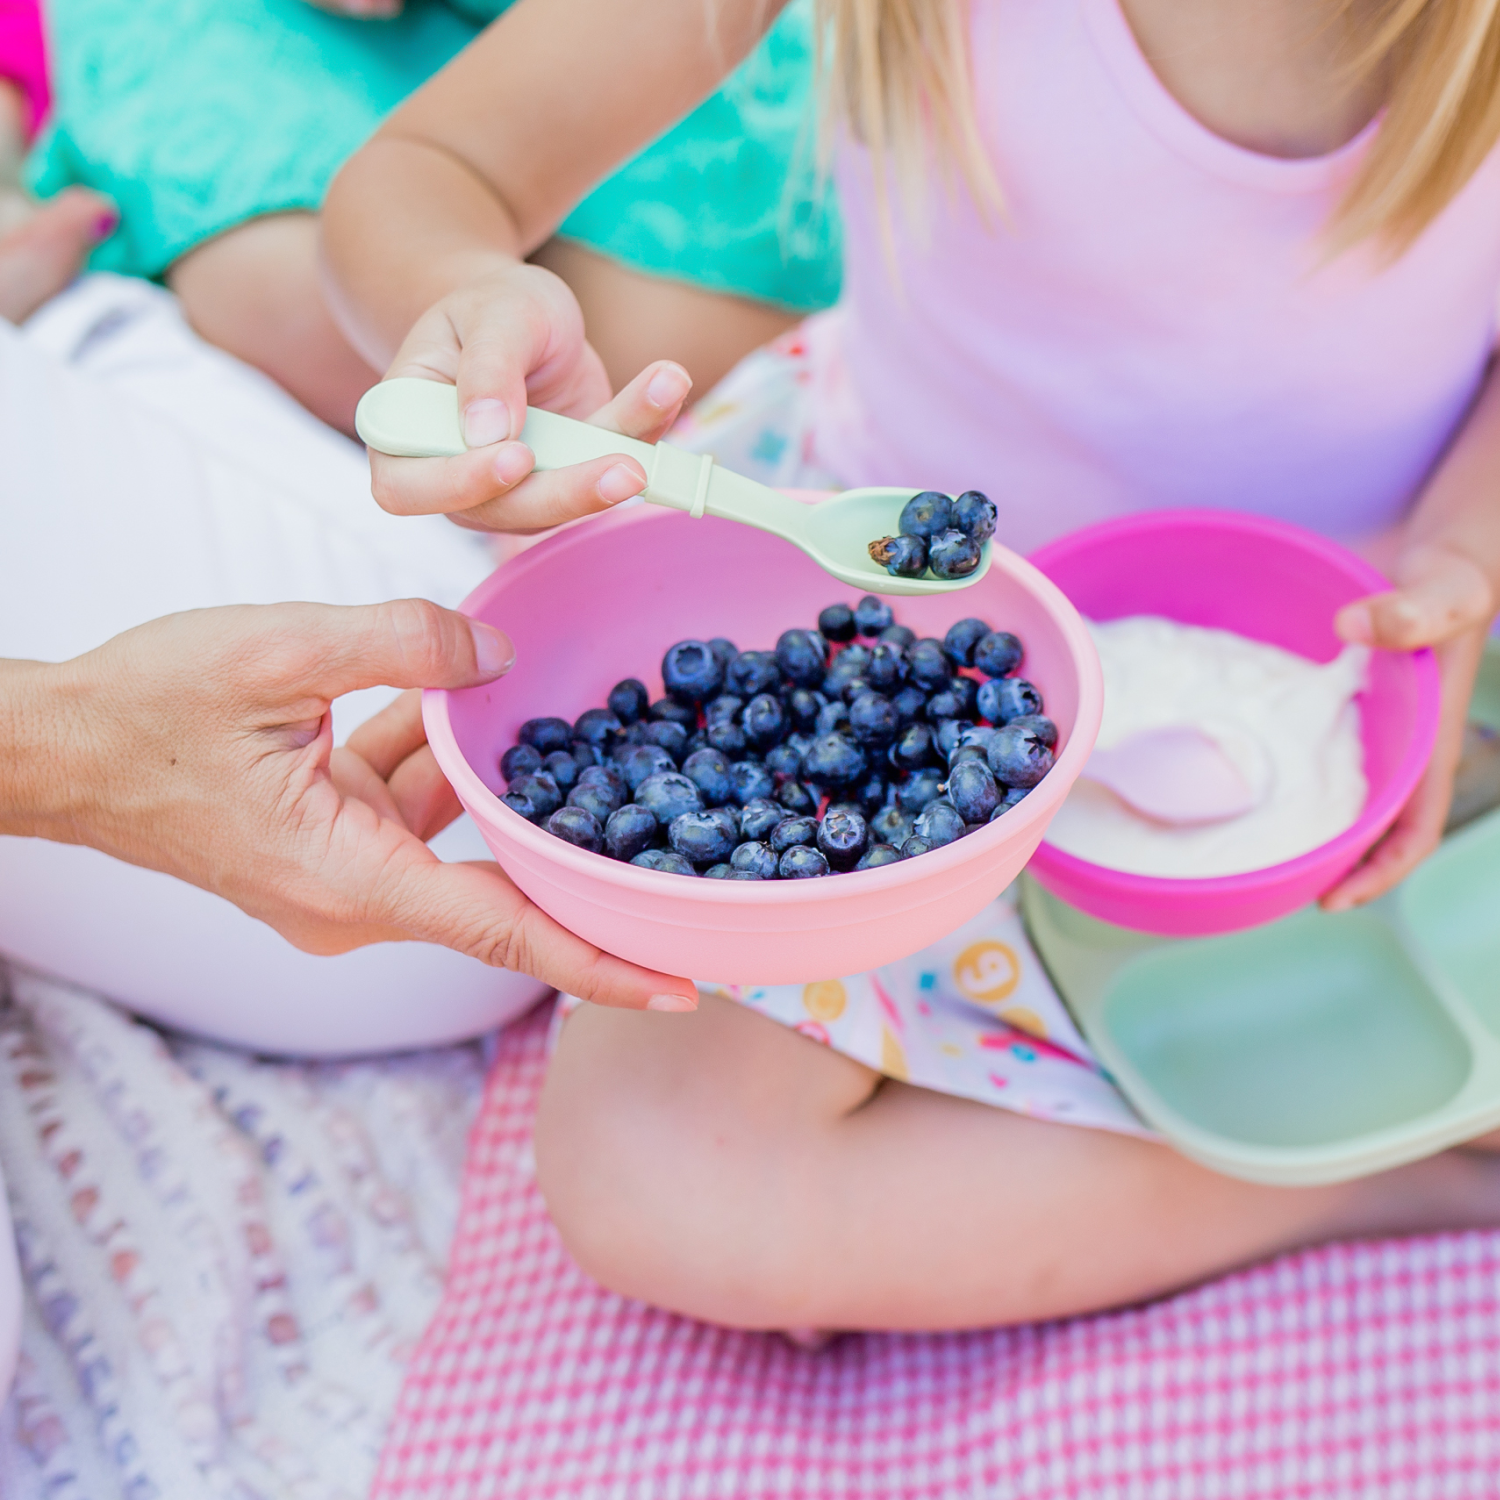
xmin=374 ymin=1003 xmax=1500 ymax=1499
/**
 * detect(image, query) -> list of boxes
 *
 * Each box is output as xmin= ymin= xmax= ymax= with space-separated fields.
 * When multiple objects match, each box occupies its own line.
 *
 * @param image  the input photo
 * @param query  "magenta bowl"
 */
xmin=1026 ymin=510 xmax=1442 ymax=937
xmin=423 ymin=501 xmax=1102 ymax=984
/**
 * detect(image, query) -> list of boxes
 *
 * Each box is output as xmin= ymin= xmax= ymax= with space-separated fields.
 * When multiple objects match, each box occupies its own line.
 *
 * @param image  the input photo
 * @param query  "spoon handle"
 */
xmin=355 ymin=379 xmax=801 ymax=528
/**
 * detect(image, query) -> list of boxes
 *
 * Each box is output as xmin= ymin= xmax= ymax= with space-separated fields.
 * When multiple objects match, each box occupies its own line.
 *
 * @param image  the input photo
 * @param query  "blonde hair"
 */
xmin=816 ymin=0 xmax=1500 ymax=253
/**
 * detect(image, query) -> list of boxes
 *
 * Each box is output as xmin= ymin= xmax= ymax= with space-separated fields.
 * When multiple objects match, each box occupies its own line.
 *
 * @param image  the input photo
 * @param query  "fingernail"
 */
xmin=493 ymin=441 xmax=533 ymax=487
xmin=464 ymin=398 xmax=512 ymax=448
xmin=646 ymin=365 xmax=692 ymax=410
xmin=599 ymin=463 xmax=646 ymax=505
xmin=93 ymin=211 xmax=118 ymax=240
xmin=468 ymin=621 xmax=515 ymax=677
xmin=1337 ymin=607 xmax=1373 ymax=645
xmin=646 ymin=992 xmax=697 ymax=1012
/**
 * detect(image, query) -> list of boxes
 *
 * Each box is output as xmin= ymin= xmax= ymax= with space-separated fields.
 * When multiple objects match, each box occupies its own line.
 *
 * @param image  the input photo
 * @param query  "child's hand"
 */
xmin=1321 ymin=542 xmax=1495 ymax=910
xmin=365 ymin=262 xmax=693 ymax=535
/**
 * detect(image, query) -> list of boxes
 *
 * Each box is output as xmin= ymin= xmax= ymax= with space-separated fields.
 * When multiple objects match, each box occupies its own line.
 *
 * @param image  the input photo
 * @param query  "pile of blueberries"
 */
xmin=868 ymin=489 xmax=996 ymax=580
xmin=498 ymin=594 xmax=1057 ymax=880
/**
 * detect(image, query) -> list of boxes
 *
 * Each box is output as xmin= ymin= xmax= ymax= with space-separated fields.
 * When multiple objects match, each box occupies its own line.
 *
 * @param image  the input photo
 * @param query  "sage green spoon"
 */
xmin=355 ymin=378 xmax=992 ymax=597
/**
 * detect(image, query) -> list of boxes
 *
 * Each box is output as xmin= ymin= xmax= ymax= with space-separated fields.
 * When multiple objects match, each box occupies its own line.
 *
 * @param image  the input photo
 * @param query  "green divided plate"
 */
xmin=1019 ymin=645 xmax=1500 ymax=1186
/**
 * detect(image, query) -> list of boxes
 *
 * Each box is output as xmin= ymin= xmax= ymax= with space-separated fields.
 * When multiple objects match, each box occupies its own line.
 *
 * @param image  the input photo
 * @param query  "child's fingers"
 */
xmin=369 ymin=441 xmax=539 ymax=517
xmin=1318 ymin=785 xmax=1447 ymax=910
xmin=1335 ymin=545 xmax=1494 ymax=650
xmin=447 ymin=456 xmax=648 ymax=534
xmin=588 ymin=361 xmax=695 ymax=445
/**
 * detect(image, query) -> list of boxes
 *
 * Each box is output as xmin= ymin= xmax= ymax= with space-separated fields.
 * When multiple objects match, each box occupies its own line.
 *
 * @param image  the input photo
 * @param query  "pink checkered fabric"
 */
xmin=374 ymin=1004 xmax=1500 ymax=1499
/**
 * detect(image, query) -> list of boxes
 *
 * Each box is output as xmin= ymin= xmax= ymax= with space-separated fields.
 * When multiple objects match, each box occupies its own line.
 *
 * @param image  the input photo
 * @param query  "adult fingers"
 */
xmin=387 ymin=744 xmax=465 ymax=841
xmin=328 ymin=745 xmax=407 ymax=825
xmin=1335 ymin=545 xmax=1494 ymax=650
xmin=344 ymin=687 xmax=428 ymax=779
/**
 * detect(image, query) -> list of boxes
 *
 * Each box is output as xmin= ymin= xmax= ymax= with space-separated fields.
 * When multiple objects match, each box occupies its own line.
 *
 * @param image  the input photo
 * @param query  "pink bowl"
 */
xmin=424 ymin=501 xmax=1103 ymax=983
xmin=1026 ymin=510 xmax=1442 ymax=937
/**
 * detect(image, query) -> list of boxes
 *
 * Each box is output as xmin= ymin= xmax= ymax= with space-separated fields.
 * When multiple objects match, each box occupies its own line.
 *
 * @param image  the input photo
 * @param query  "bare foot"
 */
xmin=0 ymin=187 xmax=116 ymax=324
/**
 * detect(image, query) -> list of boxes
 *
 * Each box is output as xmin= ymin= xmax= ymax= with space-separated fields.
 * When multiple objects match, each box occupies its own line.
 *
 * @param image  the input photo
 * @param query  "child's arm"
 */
xmin=1322 ymin=358 xmax=1500 ymax=909
xmin=322 ymin=0 xmax=775 ymax=532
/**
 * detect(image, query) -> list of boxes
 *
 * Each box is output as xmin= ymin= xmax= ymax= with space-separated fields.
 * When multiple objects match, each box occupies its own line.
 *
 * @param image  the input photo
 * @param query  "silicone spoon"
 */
xmin=355 ymin=378 xmax=992 ymax=597
xmin=1082 ymin=726 xmax=1260 ymax=825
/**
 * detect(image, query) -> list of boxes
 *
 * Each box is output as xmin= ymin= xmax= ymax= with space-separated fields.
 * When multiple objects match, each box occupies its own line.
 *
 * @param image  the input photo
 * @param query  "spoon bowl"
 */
xmin=355 ymin=379 xmax=991 ymax=597
xmin=1083 ymin=725 xmax=1261 ymax=826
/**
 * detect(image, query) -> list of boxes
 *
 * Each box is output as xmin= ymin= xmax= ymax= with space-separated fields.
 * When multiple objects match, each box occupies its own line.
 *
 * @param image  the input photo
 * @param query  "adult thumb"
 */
xmin=288 ymin=598 xmax=514 ymax=701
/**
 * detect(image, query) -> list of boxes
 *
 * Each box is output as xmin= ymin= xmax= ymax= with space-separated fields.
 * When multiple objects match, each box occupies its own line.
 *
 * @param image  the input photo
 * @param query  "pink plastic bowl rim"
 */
xmin=1027 ymin=509 xmax=1442 ymax=904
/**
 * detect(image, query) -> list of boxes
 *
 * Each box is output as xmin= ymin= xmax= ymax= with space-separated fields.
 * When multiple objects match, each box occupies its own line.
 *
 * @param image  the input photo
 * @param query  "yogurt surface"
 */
xmin=1044 ymin=616 xmax=1369 ymax=878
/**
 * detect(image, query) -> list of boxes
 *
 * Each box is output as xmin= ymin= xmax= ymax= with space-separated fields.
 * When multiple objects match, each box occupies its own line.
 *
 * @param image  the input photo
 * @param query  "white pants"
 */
xmin=0 ymin=275 xmax=549 ymax=1057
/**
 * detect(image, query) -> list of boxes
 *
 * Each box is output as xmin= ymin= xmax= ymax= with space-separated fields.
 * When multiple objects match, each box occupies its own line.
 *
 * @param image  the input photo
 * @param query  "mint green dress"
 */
xmin=27 ymin=0 xmax=841 ymax=311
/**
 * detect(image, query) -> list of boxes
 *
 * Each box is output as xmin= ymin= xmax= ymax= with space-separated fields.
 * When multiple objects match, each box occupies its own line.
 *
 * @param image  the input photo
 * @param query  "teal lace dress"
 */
xmin=27 ymin=0 xmax=841 ymax=310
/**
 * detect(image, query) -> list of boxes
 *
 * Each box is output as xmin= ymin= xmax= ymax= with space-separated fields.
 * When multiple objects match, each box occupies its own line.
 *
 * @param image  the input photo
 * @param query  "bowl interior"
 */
xmin=446 ymin=505 xmax=1085 ymax=806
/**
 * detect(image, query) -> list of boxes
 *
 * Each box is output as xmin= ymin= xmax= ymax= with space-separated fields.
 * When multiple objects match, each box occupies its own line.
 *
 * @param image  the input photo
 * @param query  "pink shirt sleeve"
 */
xmin=0 ymin=0 xmax=49 ymax=138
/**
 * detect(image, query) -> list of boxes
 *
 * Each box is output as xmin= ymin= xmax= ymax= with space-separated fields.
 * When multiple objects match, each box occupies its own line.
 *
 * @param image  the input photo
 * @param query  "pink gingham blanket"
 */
xmin=374 ymin=1003 xmax=1500 ymax=1499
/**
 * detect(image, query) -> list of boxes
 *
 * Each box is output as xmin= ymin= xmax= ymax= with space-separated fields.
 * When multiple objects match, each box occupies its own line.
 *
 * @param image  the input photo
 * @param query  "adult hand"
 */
xmin=367 ymin=262 xmax=693 ymax=533
xmin=0 ymin=600 xmax=697 ymax=1010
xmin=1321 ymin=542 xmax=1495 ymax=910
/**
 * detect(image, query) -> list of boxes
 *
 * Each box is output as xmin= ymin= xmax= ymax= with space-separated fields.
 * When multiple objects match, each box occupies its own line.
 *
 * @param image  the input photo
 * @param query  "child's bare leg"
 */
xmin=530 ymin=238 xmax=799 ymax=394
xmin=537 ymin=993 xmax=1500 ymax=1333
xmin=168 ymin=211 xmax=377 ymax=434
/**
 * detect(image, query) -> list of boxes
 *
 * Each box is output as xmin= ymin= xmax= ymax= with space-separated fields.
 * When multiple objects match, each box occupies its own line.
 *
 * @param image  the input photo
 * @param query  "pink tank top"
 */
xmin=806 ymin=0 xmax=1500 ymax=554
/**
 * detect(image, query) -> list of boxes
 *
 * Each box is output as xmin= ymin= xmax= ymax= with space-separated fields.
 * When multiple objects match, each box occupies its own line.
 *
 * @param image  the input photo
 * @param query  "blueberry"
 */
xmin=509 ymin=771 xmax=562 ymax=820
xmin=630 ymin=848 xmax=697 ymax=875
xmin=542 ymin=751 xmax=580 ymax=793
xmin=517 ymin=717 xmax=570 ymax=755
xmin=738 ymin=798 xmax=783 ymax=841
xmin=870 ymin=803 xmax=915 ymax=847
xmin=933 ymin=718 xmax=966 ymax=759
xmin=729 ymin=760 xmax=776 ymax=805
xmin=953 ymin=490 xmax=997 ymax=542
xmin=727 ymin=650 xmax=782 ymax=698
xmin=731 ymin=841 xmax=780 ymax=879
xmin=856 ymin=844 xmax=902 ymax=870
xmin=764 ymin=741 xmax=804 ymax=779
xmin=567 ymin=783 xmax=620 ymax=826
xmin=854 ymin=596 xmax=894 ymax=636
xmin=879 ymin=624 xmax=917 ymax=649
xmin=604 ymin=803 xmax=659 ymax=861
xmin=815 ymin=699 xmax=851 ymax=736
xmin=948 ymin=744 xmax=989 ymax=769
xmin=942 ymin=618 xmax=992 ymax=667
xmin=779 ymin=845 xmax=831 ymax=878
xmin=771 ymin=629 xmax=825 ymax=688
xmin=890 ymin=722 xmax=937 ymax=772
xmin=973 ymin=631 xmax=1024 ymax=679
xmin=709 ymin=638 xmax=739 ymax=671
xmin=683 ymin=729 xmax=709 ymax=757
xmin=823 ymin=661 xmax=869 ymax=703
xmin=869 ymin=535 xmax=928 ymax=577
xmin=898 ymin=490 xmax=954 ymax=540
xmin=546 ymin=805 xmax=604 ymax=852
xmin=725 ymin=869 xmax=766 ymax=880
xmin=895 ymin=766 xmax=945 ymax=813
xmin=705 ymin=693 xmax=744 ymax=726
xmin=769 ymin=815 xmax=820 ymax=854
xmin=924 ymin=685 xmax=974 ymax=723
xmin=848 ymin=691 xmax=899 ymax=747
xmin=704 ymin=863 xmax=734 ymax=878
xmin=977 ymin=677 xmax=1043 ymax=726
xmin=853 ymin=771 xmax=888 ymax=814
xmin=787 ymin=688 xmax=824 ymax=731
xmin=681 ymin=747 xmax=734 ymax=807
xmin=662 ymin=640 xmax=724 ymax=704
xmin=777 ymin=780 xmax=819 ymax=816
xmin=706 ymin=720 xmax=749 ymax=759
xmin=742 ymin=693 xmax=786 ymax=749
xmin=500 ymin=790 xmax=539 ymax=820
xmin=986 ymin=721 xmax=1056 ymax=789
xmin=669 ymin=809 xmax=737 ymax=866
xmin=900 ymin=835 xmax=936 ymax=859
xmin=573 ymin=707 xmax=622 ymax=751
xmin=817 ymin=808 xmax=870 ymax=870
xmin=838 ymin=643 xmax=874 ymax=671
xmin=577 ymin=763 xmax=627 ymax=800
xmin=607 ymin=678 xmax=651 ymax=725
xmin=642 ymin=719 xmax=689 ymax=762
xmin=946 ymin=759 xmax=1000 ymax=823
xmin=803 ymin=732 xmax=867 ymax=787
xmin=914 ymin=800 xmax=967 ymax=847
xmin=891 ymin=685 xmax=928 ymax=725
xmin=1008 ymin=713 xmax=1058 ymax=748
xmin=501 ymin=743 xmax=543 ymax=783
xmin=617 ymin=743 xmax=677 ymax=791
xmin=1000 ymin=785 xmax=1031 ymax=809
xmin=569 ymin=742 xmax=603 ymax=770
xmin=928 ymin=529 xmax=983 ymax=580
xmin=818 ymin=603 xmax=857 ymax=642
xmin=635 ymin=771 xmax=704 ymax=825
xmin=906 ymin=639 xmax=951 ymax=692
xmin=865 ymin=642 xmax=908 ymax=692
xmin=650 ymin=697 xmax=698 ymax=729
xmin=786 ymin=731 xmax=815 ymax=757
